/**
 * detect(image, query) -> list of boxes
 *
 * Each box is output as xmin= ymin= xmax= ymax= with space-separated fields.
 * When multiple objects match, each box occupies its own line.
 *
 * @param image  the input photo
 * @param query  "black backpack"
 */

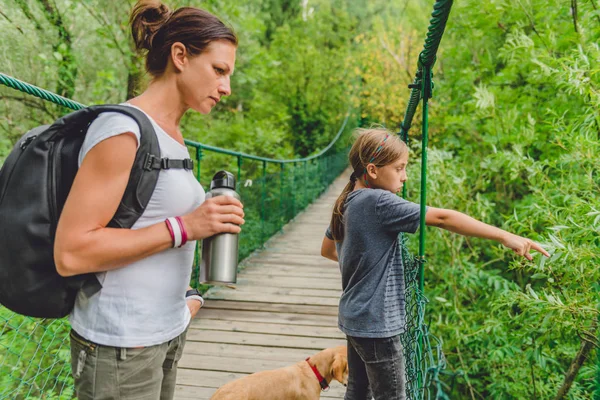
xmin=0 ymin=105 xmax=194 ymax=318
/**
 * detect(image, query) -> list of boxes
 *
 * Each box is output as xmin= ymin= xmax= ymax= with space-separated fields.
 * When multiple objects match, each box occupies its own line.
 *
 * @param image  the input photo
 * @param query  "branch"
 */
xmin=515 ymin=0 xmax=552 ymax=54
xmin=0 ymin=9 xmax=25 ymax=34
xmin=15 ymin=0 xmax=43 ymax=32
xmin=571 ymin=0 xmax=579 ymax=33
xmin=553 ymin=317 xmax=599 ymax=400
xmin=2 ymin=95 xmax=56 ymax=119
xmin=379 ymin=36 xmax=412 ymax=80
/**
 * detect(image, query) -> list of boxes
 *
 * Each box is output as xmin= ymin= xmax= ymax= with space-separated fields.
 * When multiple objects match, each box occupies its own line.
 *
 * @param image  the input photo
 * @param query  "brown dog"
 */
xmin=210 ymin=345 xmax=348 ymax=400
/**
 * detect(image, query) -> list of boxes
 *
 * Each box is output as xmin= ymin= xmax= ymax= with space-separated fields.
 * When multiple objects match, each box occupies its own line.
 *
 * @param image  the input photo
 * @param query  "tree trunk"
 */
xmin=554 ymin=317 xmax=598 ymax=400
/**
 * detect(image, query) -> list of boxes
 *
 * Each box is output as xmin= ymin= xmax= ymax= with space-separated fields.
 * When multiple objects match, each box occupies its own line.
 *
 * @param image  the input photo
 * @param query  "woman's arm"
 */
xmin=54 ymin=133 xmax=245 ymax=277
xmin=425 ymin=207 xmax=550 ymax=260
xmin=321 ymin=236 xmax=338 ymax=262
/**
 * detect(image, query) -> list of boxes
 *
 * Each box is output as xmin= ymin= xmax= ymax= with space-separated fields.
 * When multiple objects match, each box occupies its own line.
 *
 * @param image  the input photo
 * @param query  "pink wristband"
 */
xmin=165 ymin=219 xmax=176 ymax=247
xmin=175 ymin=216 xmax=187 ymax=247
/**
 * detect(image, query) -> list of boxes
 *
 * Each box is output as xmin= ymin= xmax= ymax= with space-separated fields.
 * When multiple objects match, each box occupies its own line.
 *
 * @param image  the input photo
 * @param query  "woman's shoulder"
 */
xmin=79 ymin=109 xmax=142 ymax=166
xmin=87 ymin=109 xmax=142 ymax=138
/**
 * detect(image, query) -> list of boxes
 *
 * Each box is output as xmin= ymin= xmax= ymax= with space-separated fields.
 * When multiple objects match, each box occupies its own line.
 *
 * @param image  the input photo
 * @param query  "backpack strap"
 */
xmin=143 ymin=154 xmax=194 ymax=171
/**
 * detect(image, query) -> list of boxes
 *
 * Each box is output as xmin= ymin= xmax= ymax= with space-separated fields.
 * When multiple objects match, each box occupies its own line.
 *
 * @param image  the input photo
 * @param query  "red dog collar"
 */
xmin=306 ymin=357 xmax=329 ymax=391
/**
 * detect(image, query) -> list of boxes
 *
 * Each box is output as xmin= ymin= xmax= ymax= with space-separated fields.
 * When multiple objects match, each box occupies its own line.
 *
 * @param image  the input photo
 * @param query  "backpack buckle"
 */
xmin=143 ymin=154 xmax=157 ymax=171
xmin=183 ymin=159 xmax=194 ymax=170
xmin=161 ymin=158 xmax=170 ymax=169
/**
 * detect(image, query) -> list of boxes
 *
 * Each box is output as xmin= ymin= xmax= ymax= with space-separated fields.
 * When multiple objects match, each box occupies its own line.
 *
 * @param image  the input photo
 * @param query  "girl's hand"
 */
xmin=181 ymin=196 xmax=245 ymax=241
xmin=501 ymin=233 xmax=550 ymax=260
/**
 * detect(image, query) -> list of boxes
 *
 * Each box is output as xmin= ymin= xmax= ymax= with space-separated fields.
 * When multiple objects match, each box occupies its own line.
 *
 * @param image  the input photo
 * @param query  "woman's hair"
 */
xmin=129 ymin=0 xmax=238 ymax=77
xmin=330 ymin=128 xmax=408 ymax=241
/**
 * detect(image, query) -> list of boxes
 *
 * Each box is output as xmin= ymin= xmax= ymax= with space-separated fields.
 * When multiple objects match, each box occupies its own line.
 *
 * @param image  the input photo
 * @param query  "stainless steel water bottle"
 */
xmin=200 ymin=170 xmax=240 ymax=285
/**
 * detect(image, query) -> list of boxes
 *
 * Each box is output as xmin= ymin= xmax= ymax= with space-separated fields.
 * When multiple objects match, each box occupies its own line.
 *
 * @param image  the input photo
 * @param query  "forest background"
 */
xmin=0 ymin=0 xmax=599 ymax=398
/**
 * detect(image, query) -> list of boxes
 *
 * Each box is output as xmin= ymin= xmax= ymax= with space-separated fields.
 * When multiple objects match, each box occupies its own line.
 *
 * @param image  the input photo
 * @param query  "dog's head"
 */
xmin=329 ymin=345 xmax=348 ymax=387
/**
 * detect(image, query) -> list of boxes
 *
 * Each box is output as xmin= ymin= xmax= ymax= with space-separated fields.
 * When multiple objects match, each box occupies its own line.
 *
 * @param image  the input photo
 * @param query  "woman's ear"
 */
xmin=170 ymin=42 xmax=187 ymax=73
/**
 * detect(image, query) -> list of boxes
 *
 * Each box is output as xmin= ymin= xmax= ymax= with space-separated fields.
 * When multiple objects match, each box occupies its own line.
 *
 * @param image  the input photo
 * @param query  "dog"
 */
xmin=210 ymin=345 xmax=348 ymax=400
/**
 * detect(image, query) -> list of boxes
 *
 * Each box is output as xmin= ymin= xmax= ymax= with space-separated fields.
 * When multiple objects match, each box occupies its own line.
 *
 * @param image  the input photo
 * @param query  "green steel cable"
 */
xmin=0 ymin=72 xmax=85 ymax=110
xmin=419 ymin=0 xmax=453 ymax=68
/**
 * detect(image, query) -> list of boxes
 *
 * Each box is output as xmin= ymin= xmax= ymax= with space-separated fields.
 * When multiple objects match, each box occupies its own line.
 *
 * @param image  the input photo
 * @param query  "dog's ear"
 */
xmin=331 ymin=352 xmax=348 ymax=384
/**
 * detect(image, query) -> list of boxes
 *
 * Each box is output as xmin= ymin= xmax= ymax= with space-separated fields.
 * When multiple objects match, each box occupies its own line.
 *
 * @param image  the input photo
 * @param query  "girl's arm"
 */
xmin=321 ymin=237 xmax=338 ymax=262
xmin=425 ymin=207 xmax=550 ymax=260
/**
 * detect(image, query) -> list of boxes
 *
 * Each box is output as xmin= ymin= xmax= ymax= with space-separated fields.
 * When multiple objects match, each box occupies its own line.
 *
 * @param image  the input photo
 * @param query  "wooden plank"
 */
xmin=189 ymin=319 xmax=345 ymax=339
xmin=179 ymin=353 xmax=292 ymax=373
xmin=240 ymin=264 xmax=340 ymax=274
xmin=196 ymin=308 xmax=338 ymax=327
xmin=202 ymin=300 xmax=339 ymax=316
xmin=208 ymin=285 xmax=342 ymax=299
xmin=240 ymin=269 xmax=340 ymax=279
xmin=182 ymin=342 xmax=323 ymax=362
xmin=237 ymin=276 xmax=341 ymax=290
xmin=186 ymin=329 xmax=345 ymax=350
xmin=176 ymin=369 xmax=247 ymax=388
xmin=205 ymin=291 xmax=339 ymax=306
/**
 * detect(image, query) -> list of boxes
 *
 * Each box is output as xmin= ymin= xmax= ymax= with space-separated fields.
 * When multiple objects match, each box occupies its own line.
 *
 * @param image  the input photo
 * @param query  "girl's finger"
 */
xmin=531 ymin=242 xmax=550 ymax=257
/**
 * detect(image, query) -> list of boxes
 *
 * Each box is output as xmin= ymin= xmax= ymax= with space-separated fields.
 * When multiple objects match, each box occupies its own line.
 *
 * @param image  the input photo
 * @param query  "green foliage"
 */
xmin=413 ymin=0 xmax=600 ymax=397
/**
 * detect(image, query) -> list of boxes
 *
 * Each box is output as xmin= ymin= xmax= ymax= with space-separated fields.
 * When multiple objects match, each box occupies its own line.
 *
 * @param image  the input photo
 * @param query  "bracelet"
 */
xmin=186 ymin=294 xmax=205 ymax=307
xmin=165 ymin=217 xmax=182 ymax=248
xmin=165 ymin=218 xmax=175 ymax=247
xmin=174 ymin=216 xmax=188 ymax=247
xmin=185 ymin=289 xmax=204 ymax=307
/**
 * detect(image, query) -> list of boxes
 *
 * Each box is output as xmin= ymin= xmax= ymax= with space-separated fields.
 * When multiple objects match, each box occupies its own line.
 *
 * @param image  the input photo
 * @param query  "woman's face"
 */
xmin=176 ymin=40 xmax=237 ymax=114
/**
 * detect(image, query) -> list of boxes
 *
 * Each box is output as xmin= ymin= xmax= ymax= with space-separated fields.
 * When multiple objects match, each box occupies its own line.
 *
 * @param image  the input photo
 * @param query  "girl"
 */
xmin=321 ymin=128 xmax=549 ymax=400
xmin=54 ymin=1 xmax=244 ymax=399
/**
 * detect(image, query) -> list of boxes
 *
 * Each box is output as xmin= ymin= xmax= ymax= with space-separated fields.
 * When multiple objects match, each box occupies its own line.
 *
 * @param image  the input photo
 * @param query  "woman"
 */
xmin=54 ymin=1 xmax=244 ymax=399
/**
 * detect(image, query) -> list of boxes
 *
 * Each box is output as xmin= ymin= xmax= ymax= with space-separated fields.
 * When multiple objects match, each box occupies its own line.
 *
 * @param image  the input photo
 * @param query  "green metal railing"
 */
xmin=0 ymin=71 xmax=353 ymax=399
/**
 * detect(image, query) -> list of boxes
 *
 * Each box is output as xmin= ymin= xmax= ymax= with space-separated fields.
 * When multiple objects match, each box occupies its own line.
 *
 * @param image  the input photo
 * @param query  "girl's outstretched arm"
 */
xmin=425 ymin=207 xmax=550 ymax=261
xmin=321 ymin=236 xmax=339 ymax=262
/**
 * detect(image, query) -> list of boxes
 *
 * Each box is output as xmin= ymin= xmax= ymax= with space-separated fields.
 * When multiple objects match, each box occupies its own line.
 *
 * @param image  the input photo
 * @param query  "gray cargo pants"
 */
xmin=69 ymin=328 xmax=187 ymax=400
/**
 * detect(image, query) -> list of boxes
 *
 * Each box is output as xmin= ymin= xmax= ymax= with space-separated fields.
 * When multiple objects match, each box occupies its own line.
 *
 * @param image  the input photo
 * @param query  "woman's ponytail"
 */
xmin=129 ymin=0 xmax=237 ymax=77
xmin=130 ymin=0 xmax=172 ymax=52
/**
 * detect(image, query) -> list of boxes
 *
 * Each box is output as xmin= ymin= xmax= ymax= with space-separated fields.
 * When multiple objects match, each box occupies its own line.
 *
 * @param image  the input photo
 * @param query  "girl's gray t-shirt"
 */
xmin=326 ymin=189 xmax=422 ymax=338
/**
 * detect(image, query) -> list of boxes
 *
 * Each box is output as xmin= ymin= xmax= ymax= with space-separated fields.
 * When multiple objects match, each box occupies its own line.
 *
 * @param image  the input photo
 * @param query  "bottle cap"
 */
xmin=210 ymin=170 xmax=236 ymax=190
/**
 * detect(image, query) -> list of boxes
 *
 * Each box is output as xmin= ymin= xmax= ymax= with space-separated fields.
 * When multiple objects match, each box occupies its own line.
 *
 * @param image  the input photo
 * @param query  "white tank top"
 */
xmin=69 ymin=104 xmax=205 ymax=347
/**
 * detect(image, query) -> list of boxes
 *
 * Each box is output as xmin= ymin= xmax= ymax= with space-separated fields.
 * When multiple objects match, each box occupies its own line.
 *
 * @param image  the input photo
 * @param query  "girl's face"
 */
xmin=370 ymin=152 xmax=409 ymax=194
xmin=176 ymin=40 xmax=237 ymax=114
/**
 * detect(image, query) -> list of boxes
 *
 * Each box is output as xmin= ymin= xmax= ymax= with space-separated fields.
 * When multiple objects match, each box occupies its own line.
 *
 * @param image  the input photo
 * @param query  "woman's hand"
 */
xmin=181 ymin=195 xmax=245 ymax=241
xmin=186 ymin=298 xmax=202 ymax=319
xmin=501 ymin=233 xmax=550 ymax=260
